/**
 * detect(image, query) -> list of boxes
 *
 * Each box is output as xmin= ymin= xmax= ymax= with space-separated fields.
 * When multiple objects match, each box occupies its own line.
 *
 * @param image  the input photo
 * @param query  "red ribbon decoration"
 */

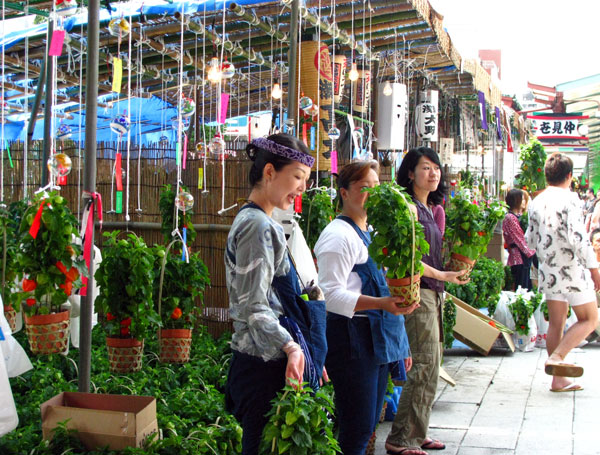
xmin=115 ymin=152 xmax=123 ymax=192
xmin=182 ymin=133 xmax=188 ymax=169
xmin=247 ymin=115 xmax=251 ymax=142
xmin=302 ymin=123 xmax=308 ymax=146
xmin=57 ymin=175 xmax=67 ymax=186
xmin=294 ymin=195 xmax=302 ymax=213
xmin=81 ymin=192 xmax=103 ymax=297
xmin=29 ymin=201 xmax=47 ymax=239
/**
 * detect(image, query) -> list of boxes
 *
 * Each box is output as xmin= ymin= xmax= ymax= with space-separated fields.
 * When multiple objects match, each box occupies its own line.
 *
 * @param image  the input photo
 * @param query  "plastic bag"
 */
xmin=0 ymin=298 xmax=33 ymax=378
xmin=513 ymin=314 xmax=537 ymax=352
xmin=0 ymin=338 xmax=18 ymax=437
xmin=492 ymin=291 xmax=516 ymax=330
xmin=533 ymin=305 xmax=549 ymax=348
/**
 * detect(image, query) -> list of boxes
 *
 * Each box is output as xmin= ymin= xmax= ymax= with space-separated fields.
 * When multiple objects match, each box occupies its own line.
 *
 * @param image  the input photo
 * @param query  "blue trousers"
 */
xmin=326 ymin=316 xmax=390 ymax=455
xmin=225 ymin=350 xmax=286 ymax=455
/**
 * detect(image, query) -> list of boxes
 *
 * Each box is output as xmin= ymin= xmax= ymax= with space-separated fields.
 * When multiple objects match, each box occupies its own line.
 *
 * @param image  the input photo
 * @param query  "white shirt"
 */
xmin=525 ymin=186 xmax=598 ymax=293
xmin=314 ymin=218 xmax=369 ymax=318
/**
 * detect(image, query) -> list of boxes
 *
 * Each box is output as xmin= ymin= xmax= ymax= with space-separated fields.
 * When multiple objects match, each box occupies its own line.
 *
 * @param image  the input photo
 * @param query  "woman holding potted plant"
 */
xmin=314 ymin=160 xmax=419 ymax=455
xmin=385 ymin=147 xmax=469 ymax=455
xmin=224 ymin=134 xmax=326 ymax=455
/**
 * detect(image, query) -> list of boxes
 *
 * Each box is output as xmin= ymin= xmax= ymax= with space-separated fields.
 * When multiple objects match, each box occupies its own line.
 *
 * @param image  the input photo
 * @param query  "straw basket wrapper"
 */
xmin=24 ymin=310 xmax=70 ymax=355
xmin=447 ymin=252 xmax=476 ymax=279
xmin=106 ymin=337 xmax=144 ymax=373
xmin=159 ymin=328 xmax=192 ymax=363
xmin=387 ymin=274 xmax=421 ymax=307
xmin=4 ymin=305 xmax=17 ymax=333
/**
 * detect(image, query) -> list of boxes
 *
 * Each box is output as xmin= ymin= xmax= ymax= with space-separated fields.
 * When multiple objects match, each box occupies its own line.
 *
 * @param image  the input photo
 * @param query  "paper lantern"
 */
xmin=376 ymin=82 xmax=407 ymax=150
xmin=332 ymin=55 xmax=347 ymax=105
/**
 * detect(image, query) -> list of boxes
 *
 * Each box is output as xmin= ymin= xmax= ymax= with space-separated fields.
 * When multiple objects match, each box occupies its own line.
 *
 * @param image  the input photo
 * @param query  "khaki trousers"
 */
xmin=386 ymin=288 xmax=442 ymax=447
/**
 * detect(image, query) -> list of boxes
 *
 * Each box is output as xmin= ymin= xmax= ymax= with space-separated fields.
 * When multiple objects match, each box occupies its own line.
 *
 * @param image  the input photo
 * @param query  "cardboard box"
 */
xmin=439 ymin=366 xmax=456 ymax=387
xmin=41 ymin=392 xmax=158 ymax=450
xmin=449 ymin=293 xmax=515 ymax=356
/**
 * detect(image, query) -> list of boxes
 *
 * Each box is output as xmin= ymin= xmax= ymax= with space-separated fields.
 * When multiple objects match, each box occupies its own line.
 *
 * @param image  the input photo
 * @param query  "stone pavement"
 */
xmin=374 ymin=341 xmax=600 ymax=455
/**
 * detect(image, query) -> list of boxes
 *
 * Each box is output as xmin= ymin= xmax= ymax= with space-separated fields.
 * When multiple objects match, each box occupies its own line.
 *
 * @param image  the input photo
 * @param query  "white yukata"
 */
xmin=525 ymin=186 xmax=598 ymax=294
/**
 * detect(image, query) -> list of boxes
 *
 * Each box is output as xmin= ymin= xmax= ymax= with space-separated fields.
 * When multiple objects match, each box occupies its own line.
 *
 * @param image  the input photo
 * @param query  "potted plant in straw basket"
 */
xmin=364 ymin=183 xmax=429 ymax=306
xmin=444 ymin=185 xmax=506 ymax=279
xmin=12 ymin=191 xmax=86 ymax=354
xmin=95 ymin=231 xmax=158 ymax=373
xmin=154 ymin=242 xmax=210 ymax=363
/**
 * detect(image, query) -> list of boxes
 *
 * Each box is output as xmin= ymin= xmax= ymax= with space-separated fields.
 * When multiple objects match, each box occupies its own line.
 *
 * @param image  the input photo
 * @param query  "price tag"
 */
xmin=198 ymin=168 xmax=203 ymax=189
xmin=112 ymin=57 xmax=123 ymax=93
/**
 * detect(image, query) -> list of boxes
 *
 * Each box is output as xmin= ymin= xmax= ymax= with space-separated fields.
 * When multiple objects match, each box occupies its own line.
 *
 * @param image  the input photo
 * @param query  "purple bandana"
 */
xmin=251 ymin=137 xmax=315 ymax=168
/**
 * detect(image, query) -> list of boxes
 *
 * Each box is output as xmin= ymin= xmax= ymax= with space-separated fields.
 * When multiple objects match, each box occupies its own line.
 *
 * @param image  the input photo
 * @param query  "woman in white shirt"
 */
xmin=314 ymin=160 xmax=418 ymax=455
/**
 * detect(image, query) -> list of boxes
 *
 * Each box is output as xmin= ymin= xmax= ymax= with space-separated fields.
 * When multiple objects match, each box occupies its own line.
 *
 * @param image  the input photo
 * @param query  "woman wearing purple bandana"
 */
xmin=224 ymin=134 xmax=326 ymax=455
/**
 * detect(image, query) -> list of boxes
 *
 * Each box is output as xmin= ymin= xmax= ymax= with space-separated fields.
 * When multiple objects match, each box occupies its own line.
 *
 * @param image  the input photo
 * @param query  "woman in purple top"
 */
xmin=385 ymin=147 xmax=468 ymax=455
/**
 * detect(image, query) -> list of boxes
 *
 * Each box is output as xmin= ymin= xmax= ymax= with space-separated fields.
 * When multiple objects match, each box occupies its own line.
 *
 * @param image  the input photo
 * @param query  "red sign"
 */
xmin=314 ymin=45 xmax=333 ymax=82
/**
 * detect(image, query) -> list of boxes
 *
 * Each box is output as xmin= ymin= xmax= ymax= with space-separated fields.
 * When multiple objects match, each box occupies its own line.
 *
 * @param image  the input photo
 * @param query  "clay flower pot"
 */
xmin=387 ymin=274 xmax=421 ymax=307
xmin=447 ymin=252 xmax=476 ymax=279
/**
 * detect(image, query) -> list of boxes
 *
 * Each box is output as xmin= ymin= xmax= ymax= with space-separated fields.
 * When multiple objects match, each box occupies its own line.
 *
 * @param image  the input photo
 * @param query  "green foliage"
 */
xmin=261 ymin=382 xmax=340 ymax=455
xmin=2 ymin=326 xmax=240 ymax=454
xmin=508 ymin=292 xmax=541 ymax=336
xmin=503 ymin=265 xmax=514 ymax=291
xmin=154 ymin=245 xmax=211 ymax=329
xmin=446 ymin=257 xmax=505 ymax=312
xmin=515 ymin=138 xmax=547 ymax=192
xmin=12 ymin=191 xmax=87 ymax=315
xmin=298 ymin=190 xmax=335 ymax=252
xmin=159 ymin=185 xmax=197 ymax=245
xmin=445 ymin=186 xmax=507 ymax=260
xmin=459 ymin=169 xmax=476 ymax=188
xmin=95 ymin=231 xmax=159 ymax=340
xmin=540 ymin=297 xmax=571 ymax=321
xmin=442 ymin=296 xmax=457 ymax=349
xmin=0 ymin=199 xmax=28 ymax=305
xmin=364 ymin=183 xmax=429 ymax=279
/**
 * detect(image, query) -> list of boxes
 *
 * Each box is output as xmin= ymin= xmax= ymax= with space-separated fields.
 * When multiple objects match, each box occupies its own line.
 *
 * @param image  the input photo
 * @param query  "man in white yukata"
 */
xmin=526 ymin=152 xmax=600 ymax=392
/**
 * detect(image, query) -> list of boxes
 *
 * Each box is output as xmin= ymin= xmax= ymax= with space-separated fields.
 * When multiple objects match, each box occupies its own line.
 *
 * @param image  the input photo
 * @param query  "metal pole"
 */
xmin=287 ymin=0 xmax=299 ymax=134
xmin=78 ymin=0 xmax=100 ymax=393
xmin=41 ymin=20 xmax=55 ymax=188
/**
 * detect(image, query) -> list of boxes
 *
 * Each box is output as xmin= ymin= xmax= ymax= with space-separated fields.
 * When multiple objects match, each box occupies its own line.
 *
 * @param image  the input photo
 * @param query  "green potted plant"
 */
xmin=364 ymin=183 xmax=429 ymax=306
xmin=298 ymin=188 xmax=336 ymax=253
xmin=11 ymin=191 xmax=86 ymax=354
xmin=95 ymin=230 xmax=158 ymax=373
xmin=154 ymin=243 xmax=210 ymax=363
xmin=444 ymin=185 xmax=506 ymax=278
xmin=0 ymin=199 xmax=28 ymax=332
xmin=515 ymin=138 xmax=547 ymax=194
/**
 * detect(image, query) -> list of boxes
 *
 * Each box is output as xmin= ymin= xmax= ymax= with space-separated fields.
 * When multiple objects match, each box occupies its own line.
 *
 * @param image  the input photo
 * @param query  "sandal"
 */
xmin=386 ymin=448 xmax=428 ymax=455
xmin=544 ymin=362 xmax=583 ymax=378
xmin=421 ymin=438 xmax=446 ymax=450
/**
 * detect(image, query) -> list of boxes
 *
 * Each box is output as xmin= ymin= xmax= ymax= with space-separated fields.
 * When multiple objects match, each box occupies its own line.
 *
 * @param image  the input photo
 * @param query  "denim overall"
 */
xmin=325 ymin=216 xmax=410 ymax=455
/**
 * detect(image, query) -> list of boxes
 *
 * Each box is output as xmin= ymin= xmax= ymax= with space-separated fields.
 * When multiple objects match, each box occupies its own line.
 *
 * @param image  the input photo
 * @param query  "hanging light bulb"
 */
xmin=383 ymin=80 xmax=393 ymax=96
xmin=348 ymin=62 xmax=359 ymax=82
xmin=207 ymin=57 xmax=222 ymax=83
xmin=272 ymin=83 xmax=282 ymax=100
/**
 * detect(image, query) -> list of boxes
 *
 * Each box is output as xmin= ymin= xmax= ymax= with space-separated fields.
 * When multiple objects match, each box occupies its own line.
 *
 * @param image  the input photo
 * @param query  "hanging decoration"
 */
xmin=110 ymin=113 xmax=131 ymax=135
xmin=56 ymin=124 xmax=72 ymax=141
xmin=47 ymin=153 xmax=72 ymax=178
xmin=348 ymin=62 xmax=359 ymax=82
xmin=171 ymin=116 xmax=190 ymax=131
xmin=376 ymin=82 xmax=407 ymax=150
xmin=207 ymin=57 xmax=222 ymax=83
xmin=299 ymin=95 xmax=314 ymax=111
xmin=272 ymin=83 xmax=282 ymax=100
xmin=55 ymin=0 xmax=78 ymax=17
xmin=416 ymin=90 xmax=439 ymax=142
xmin=352 ymin=65 xmax=371 ymax=114
xmin=179 ymin=95 xmax=196 ymax=118
xmin=332 ymin=55 xmax=347 ymax=104
xmin=382 ymin=80 xmax=393 ymax=97
xmin=107 ymin=17 xmax=130 ymax=38
xmin=221 ymin=60 xmax=235 ymax=79
xmin=208 ymin=132 xmax=226 ymax=156
xmin=327 ymin=126 xmax=340 ymax=140
xmin=175 ymin=191 xmax=194 ymax=211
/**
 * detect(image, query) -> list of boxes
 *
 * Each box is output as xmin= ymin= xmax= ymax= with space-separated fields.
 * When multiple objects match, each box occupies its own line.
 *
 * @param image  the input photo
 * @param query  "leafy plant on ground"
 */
xmin=364 ymin=183 xmax=429 ymax=279
xmin=508 ymin=294 xmax=536 ymax=336
xmin=442 ymin=296 xmax=457 ymax=349
xmin=261 ymin=381 xmax=340 ymax=455
xmin=2 ymin=325 xmax=240 ymax=454
xmin=298 ymin=190 xmax=335 ymax=252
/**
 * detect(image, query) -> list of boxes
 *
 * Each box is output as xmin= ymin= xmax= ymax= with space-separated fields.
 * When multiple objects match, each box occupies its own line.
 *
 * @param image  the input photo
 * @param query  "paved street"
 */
xmin=374 ymin=341 xmax=600 ymax=455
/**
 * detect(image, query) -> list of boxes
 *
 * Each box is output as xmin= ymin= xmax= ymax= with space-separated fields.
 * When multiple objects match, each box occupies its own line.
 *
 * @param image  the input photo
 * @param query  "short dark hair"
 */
xmin=588 ymin=188 xmax=595 ymax=196
xmin=545 ymin=152 xmax=573 ymax=185
xmin=591 ymin=228 xmax=600 ymax=242
xmin=245 ymin=133 xmax=311 ymax=187
xmin=505 ymin=189 xmax=524 ymax=211
xmin=337 ymin=160 xmax=379 ymax=208
xmin=396 ymin=147 xmax=447 ymax=206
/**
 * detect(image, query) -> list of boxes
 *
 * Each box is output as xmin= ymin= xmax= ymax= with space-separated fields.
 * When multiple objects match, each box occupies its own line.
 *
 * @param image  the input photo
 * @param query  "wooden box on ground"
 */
xmin=41 ymin=392 xmax=158 ymax=450
xmin=448 ymin=293 xmax=515 ymax=356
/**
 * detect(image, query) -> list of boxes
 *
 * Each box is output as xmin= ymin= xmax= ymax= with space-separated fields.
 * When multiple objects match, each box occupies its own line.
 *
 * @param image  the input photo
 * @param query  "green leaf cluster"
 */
xmin=12 ymin=191 xmax=87 ymax=315
xmin=446 ymin=256 xmax=505 ymax=313
xmin=515 ymin=138 xmax=547 ymax=192
xmin=508 ymin=292 xmax=540 ymax=336
xmin=442 ymin=296 xmax=457 ymax=349
xmin=0 ymin=199 xmax=28 ymax=305
xmin=540 ymin=294 xmax=571 ymax=321
xmin=154 ymin=245 xmax=211 ymax=329
xmin=261 ymin=382 xmax=340 ymax=455
xmin=445 ymin=186 xmax=507 ymax=260
xmin=159 ymin=184 xmax=197 ymax=245
xmin=95 ymin=231 xmax=159 ymax=340
xmin=2 ymin=326 xmax=241 ymax=454
xmin=364 ymin=183 xmax=429 ymax=279
xmin=298 ymin=190 xmax=335 ymax=252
